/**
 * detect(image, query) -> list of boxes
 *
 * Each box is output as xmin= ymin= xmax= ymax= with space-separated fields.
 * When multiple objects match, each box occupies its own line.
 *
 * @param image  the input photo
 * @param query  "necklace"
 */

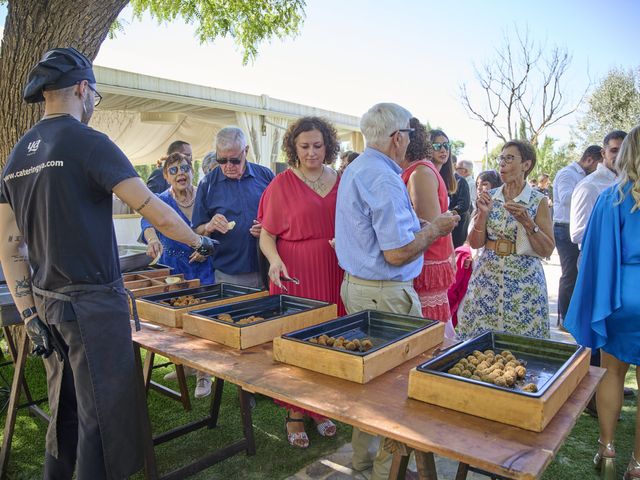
xmin=298 ymin=165 xmax=327 ymax=194
xmin=171 ymin=187 xmax=195 ymax=208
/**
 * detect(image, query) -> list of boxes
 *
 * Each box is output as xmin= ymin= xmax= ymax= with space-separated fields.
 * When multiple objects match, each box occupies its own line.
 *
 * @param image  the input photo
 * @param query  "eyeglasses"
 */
xmin=87 ymin=84 xmax=102 ymax=107
xmin=495 ymin=154 xmax=522 ymax=165
xmin=389 ymin=128 xmax=415 ymax=137
xmin=216 ymin=157 xmax=243 ymax=165
xmin=432 ymin=142 xmax=450 ymax=151
xmin=167 ymin=164 xmax=191 ymax=175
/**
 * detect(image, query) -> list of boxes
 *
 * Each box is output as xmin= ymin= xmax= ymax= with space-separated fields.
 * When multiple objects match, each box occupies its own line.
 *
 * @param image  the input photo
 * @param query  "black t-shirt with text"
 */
xmin=0 ymin=116 xmax=138 ymax=290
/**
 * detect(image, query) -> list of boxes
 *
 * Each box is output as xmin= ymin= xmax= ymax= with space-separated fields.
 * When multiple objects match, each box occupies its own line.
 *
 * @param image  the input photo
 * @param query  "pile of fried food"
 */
xmin=308 ymin=334 xmax=374 ymax=352
xmin=214 ymin=313 xmax=264 ymax=325
xmin=162 ymin=295 xmax=205 ymax=307
xmin=447 ymin=349 xmax=538 ymax=393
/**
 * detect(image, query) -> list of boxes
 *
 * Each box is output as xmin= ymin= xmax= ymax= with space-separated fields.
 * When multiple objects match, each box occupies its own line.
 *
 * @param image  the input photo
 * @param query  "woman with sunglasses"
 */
xmin=429 ymin=130 xmax=471 ymax=248
xmin=399 ymin=118 xmax=455 ymax=334
xmin=258 ymin=116 xmax=342 ymax=448
xmin=141 ymin=152 xmax=213 ymax=284
xmin=456 ymin=141 xmax=554 ymax=341
xmin=140 ymin=152 xmax=215 ymax=397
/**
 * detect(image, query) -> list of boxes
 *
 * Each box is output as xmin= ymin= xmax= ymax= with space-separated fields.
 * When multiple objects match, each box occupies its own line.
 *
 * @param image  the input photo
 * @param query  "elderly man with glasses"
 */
xmin=335 ymin=103 xmax=459 ymax=480
xmin=192 ymin=127 xmax=274 ymax=288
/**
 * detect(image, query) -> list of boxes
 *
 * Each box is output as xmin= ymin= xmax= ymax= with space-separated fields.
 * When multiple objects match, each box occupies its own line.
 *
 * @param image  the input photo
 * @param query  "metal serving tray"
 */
xmin=118 ymin=244 xmax=152 ymax=273
xmin=140 ymin=283 xmax=263 ymax=309
xmin=282 ymin=310 xmax=437 ymax=356
xmin=416 ymin=331 xmax=585 ymax=398
xmin=189 ymin=294 xmax=330 ymax=327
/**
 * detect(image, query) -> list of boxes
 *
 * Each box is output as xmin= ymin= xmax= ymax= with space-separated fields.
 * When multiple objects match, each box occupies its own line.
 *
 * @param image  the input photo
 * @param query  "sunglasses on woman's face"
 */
xmin=167 ymin=164 xmax=191 ymax=175
xmin=432 ymin=142 xmax=450 ymax=151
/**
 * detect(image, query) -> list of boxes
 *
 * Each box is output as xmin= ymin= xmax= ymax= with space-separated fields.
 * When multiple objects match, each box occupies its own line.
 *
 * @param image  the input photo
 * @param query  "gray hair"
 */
xmin=201 ymin=151 xmax=217 ymax=175
xmin=458 ymin=160 xmax=474 ymax=173
xmin=360 ymin=103 xmax=412 ymax=149
xmin=216 ymin=126 xmax=247 ymax=151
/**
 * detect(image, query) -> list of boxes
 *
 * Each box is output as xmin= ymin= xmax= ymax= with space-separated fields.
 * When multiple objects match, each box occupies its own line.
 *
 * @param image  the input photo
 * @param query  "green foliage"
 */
xmin=129 ymin=0 xmax=306 ymax=64
xmin=576 ymin=68 xmax=640 ymax=146
xmin=134 ymin=164 xmax=154 ymax=180
xmin=450 ymin=139 xmax=465 ymax=157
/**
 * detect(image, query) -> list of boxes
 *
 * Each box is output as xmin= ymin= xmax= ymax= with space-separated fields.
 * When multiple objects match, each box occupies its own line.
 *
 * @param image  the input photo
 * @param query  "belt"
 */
xmin=554 ymin=222 xmax=570 ymax=226
xmin=485 ymin=238 xmax=516 ymax=257
xmin=344 ymin=272 xmax=413 ymax=287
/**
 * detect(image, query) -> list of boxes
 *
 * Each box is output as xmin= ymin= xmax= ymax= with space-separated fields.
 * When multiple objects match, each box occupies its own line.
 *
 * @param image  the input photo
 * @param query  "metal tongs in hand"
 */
xmin=278 ymin=275 xmax=300 ymax=293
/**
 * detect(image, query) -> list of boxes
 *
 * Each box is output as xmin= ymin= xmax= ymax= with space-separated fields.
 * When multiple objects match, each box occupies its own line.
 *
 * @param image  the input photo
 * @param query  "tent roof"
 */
xmin=92 ymin=66 xmax=361 ymax=166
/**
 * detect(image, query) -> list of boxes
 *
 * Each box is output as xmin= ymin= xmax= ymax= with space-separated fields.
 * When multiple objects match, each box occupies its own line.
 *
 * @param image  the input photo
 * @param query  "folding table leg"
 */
xmin=134 ymin=343 xmax=159 ymax=480
xmin=174 ymin=365 xmax=191 ymax=411
xmin=0 ymin=333 xmax=29 ymax=478
xmin=455 ymin=462 xmax=469 ymax=480
xmin=238 ymin=388 xmax=256 ymax=456
xmin=415 ymin=451 xmax=438 ymax=480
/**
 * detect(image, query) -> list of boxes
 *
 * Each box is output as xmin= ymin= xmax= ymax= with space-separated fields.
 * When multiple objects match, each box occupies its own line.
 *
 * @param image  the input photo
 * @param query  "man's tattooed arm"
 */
xmin=15 ymin=275 xmax=32 ymax=297
xmin=135 ymin=196 xmax=152 ymax=213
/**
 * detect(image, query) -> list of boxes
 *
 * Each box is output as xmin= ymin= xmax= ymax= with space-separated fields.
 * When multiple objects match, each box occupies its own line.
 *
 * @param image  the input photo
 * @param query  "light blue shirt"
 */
xmin=335 ymin=147 xmax=423 ymax=281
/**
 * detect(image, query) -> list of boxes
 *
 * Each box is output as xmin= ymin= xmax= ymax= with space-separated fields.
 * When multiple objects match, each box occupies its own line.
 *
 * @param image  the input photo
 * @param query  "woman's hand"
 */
xmin=205 ymin=213 xmax=231 ymax=235
xmin=504 ymin=201 xmax=533 ymax=228
xmin=146 ymin=239 xmax=162 ymax=259
xmin=476 ymin=191 xmax=493 ymax=216
xmin=268 ymin=259 xmax=290 ymax=289
xmin=188 ymin=252 xmax=207 ymax=263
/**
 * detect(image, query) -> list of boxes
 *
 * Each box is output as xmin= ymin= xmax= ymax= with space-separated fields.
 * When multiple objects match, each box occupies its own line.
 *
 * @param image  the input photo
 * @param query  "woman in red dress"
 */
xmin=258 ymin=116 xmax=343 ymax=448
xmin=400 ymin=118 xmax=455 ymax=335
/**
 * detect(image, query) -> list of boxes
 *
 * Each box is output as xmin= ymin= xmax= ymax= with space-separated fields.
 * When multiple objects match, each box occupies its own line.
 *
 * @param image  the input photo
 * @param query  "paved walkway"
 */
xmin=287 ymin=251 xmax=573 ymax=480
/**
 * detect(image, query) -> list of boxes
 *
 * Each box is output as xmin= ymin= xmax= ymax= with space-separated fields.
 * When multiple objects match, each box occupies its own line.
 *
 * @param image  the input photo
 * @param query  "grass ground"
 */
xmin=0 ymin=353 xmax=636 ymax=479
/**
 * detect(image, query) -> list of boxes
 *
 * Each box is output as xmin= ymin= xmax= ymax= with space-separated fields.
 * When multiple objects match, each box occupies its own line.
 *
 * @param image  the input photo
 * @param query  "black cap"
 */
xmin=23 ymin=47 xmax=96 ymax=104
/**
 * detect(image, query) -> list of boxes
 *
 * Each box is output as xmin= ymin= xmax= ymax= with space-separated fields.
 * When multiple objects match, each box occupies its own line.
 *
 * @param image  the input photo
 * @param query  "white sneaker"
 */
xmin=163 ymin=366 xmax=196 ymax=381
xmin=194 ymin=375 xmax=212 ymax=398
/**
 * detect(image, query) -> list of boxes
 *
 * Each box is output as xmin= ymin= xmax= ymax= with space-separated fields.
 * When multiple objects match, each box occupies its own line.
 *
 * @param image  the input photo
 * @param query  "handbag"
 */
xmin=515 ymin=222 xmax=542 ymax=257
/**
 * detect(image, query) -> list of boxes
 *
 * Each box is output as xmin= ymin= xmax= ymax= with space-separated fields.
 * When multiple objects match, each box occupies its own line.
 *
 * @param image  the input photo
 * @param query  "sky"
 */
xmin=1 ymin=0 xmax=639 ymax=161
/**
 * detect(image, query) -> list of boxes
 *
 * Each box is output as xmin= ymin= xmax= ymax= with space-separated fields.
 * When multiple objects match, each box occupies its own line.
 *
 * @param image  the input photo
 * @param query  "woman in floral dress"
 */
xmin=457 ymin=141 xmax=555 ymax=340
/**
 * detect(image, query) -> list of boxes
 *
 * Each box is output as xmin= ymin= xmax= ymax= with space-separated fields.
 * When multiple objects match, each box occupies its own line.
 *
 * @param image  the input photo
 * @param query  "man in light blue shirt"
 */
xmin=335 ymin=103 xmax=459 ymax=480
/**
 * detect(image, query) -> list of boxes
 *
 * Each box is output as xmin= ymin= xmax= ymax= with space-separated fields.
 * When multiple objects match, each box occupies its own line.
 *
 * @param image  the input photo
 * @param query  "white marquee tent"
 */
xmin=92 ymin=66 xmax=364 ymax=169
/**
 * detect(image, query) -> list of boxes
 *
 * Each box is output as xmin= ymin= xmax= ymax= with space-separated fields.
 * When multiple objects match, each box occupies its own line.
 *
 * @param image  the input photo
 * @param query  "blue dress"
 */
xmin=565 ymin=184 xmax=640 ymax=364
xmin=140 ymin=190 xmax=215 ymax=285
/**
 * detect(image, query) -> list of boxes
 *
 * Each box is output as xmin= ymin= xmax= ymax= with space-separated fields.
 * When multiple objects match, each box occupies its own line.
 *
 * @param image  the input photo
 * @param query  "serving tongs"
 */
xmin=278 ymin=275 xmax=300 ymax=293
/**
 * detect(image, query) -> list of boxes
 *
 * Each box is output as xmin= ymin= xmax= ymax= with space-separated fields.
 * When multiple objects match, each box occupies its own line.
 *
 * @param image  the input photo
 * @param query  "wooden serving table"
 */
xmin=133 ymin=326 xmax=604 ymax=480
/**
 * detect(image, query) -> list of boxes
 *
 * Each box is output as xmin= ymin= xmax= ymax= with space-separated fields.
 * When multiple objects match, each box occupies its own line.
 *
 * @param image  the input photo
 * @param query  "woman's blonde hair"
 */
xmin=615 ymin=124 xmax=640 ymax=212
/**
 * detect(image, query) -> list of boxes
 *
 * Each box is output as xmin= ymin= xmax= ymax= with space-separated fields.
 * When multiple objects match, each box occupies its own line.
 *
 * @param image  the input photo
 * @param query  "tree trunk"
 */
xmin=0 ymin=0 xmax=130 ymax=343
xmin=0 ymin=0 xmax=130 ymax=165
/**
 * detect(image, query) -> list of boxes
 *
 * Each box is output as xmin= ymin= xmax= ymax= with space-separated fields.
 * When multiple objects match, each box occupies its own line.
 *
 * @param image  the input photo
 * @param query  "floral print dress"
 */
xmin=457 ymin=185 xmax=550 ymax=340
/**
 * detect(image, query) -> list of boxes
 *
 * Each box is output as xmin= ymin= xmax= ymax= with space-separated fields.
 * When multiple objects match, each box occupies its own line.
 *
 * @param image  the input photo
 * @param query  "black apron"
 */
xmin=33 ymin=279 xmax=144 ymax=479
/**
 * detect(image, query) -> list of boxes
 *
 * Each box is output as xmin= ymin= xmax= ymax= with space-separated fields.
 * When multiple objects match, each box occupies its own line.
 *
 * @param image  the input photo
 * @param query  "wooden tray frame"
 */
xmin=183 ymin=302 xmax=337 ymax=349
xmin=273 ymin=321 xmax=445 ymax=384
xmin=407 ymin=347 xmax=590 ymax=432
xmin=136 ymin=289 xmax=268 ymax=328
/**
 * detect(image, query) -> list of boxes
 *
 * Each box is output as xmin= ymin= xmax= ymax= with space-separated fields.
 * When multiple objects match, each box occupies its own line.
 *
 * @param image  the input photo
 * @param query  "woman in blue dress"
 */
xmin=565 ymin=125 xmax=640 ymax=480
xmin=141 ymin=152 xmax=215 ymax=398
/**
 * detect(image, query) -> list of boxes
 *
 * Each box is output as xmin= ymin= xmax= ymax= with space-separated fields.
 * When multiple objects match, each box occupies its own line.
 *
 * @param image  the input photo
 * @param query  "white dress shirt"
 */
xmin=569 ymin=163 xmax=618 ymax=247
xmin=552 ymin=162 xmax=586 ymax=224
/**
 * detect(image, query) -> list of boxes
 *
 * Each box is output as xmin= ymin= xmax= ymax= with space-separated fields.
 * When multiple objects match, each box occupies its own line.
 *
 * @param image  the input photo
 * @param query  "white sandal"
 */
xmin=315 ymin=418 xmax=337 ymax=437
xmin=285 ymin=415 xmax=309 ymax=448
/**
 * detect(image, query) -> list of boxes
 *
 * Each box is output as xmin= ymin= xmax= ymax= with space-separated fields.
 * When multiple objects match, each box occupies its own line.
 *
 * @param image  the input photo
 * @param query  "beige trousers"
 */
xmin=340 ymin=273 xmax=421 ymax=480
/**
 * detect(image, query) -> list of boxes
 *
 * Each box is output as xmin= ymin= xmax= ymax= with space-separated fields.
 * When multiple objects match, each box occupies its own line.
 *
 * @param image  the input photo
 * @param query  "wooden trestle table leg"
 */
xmin=385 ymin=439 xmax=438 ymax=480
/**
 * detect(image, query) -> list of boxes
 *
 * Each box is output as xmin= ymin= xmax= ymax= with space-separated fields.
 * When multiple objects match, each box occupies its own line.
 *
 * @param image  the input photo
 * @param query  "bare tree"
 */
xmin=460 ymin=28 xmax=588 ymax=146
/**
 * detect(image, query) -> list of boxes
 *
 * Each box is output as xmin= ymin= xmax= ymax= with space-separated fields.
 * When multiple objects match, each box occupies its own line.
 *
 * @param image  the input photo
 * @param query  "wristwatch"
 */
xmin=528 ymin=224 xmax=540 ymax=235
xmin=21 ymin=306 xmax=37 ymax=320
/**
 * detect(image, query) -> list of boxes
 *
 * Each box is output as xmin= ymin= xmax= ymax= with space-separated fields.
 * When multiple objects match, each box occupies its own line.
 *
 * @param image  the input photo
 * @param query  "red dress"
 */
xmin=258 ymin=169 xmax=344 ymax=419
xmin=258 ymin=169 xmax=345 ymax=313
xmin=401 ymin=160 xmax=455 ymax=321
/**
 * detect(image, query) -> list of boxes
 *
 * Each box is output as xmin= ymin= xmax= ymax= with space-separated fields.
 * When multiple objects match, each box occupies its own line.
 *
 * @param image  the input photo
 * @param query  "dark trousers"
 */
xmin=554 ymin=223 xmax=580 ymax=325
xmin=43 ymin=322 xmax=107 ymax=480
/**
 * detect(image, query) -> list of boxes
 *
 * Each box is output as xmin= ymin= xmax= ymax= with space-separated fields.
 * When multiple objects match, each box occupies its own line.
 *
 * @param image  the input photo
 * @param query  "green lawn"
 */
xmin=0 ymin=353 xmax=637 ymax=479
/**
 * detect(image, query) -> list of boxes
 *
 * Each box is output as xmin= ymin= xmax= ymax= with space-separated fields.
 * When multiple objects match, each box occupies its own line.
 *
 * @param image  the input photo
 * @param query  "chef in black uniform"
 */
xmin=0 ymin=48 xmax=216 ymax=480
